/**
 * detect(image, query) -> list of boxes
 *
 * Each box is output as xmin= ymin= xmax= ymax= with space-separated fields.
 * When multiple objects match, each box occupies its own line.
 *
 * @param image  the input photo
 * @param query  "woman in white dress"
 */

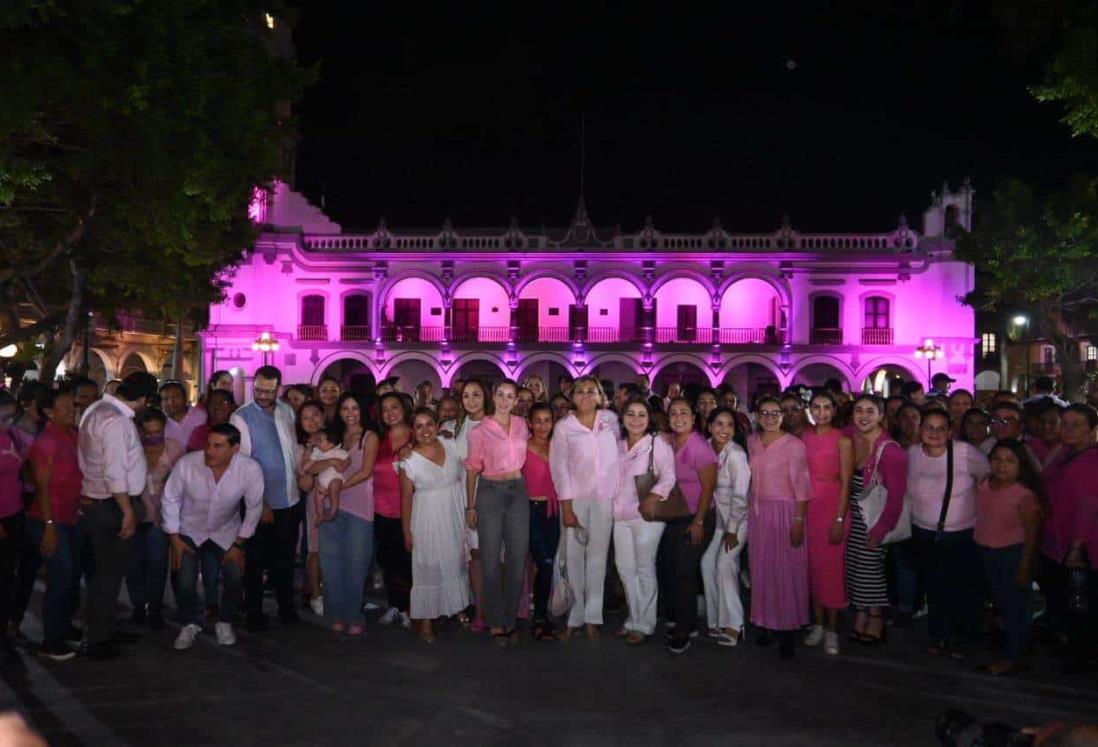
xmin=399 ymin=408 xmax=471 ymax=643
xmin=700 ymin=407 xmax=751 ymax=646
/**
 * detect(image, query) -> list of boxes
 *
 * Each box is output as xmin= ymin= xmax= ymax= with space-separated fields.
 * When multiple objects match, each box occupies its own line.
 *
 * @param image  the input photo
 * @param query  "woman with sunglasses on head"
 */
xmin=550 ymin=376 xmax=621 ymax=641
xmin=746 ymin=396 xmax=812 ymax=659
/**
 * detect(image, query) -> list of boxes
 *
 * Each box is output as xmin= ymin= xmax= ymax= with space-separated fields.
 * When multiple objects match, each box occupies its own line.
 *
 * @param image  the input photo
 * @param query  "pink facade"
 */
xmin=206 ymin=182 xmax=977 ymax=401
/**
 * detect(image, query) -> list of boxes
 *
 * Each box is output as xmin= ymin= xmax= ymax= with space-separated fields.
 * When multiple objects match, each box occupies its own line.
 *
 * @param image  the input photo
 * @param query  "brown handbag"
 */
xmin=635 ymin=436 xmax=691 ymax=522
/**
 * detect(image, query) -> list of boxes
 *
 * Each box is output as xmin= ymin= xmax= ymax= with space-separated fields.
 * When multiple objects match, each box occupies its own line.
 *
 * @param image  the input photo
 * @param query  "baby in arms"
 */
xmin=303 ymin=429 xmax=347 ymax=525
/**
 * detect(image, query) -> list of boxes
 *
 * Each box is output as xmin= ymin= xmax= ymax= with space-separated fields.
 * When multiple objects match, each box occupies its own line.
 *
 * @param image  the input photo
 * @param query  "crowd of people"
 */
xmin=0 ymin=365 xmax=1095 ymax=679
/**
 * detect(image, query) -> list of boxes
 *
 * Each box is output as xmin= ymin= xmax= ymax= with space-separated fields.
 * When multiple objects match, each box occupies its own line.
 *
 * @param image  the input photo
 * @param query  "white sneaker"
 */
xmin=309 ymin=597 xmax=324 ymax=617
xmin=823 ymin=630 xmax=840 ymax=655
xmin=399 ymin=612 xmax=411 ymax=630
xmin=173 ymin=624 xmax=202 ymax=651
xmin=804 ymin=624 xmax=825 ymax=647
xmin=378 ymin=607 xmax=401 ymax=626
xmin=215 ymin=622 xmax=236 ymax=647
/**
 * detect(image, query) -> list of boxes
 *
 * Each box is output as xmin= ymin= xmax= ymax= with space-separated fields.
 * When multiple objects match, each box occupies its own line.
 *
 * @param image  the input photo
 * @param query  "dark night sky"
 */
xmin=289 ymin=1 xmax=1098 ymax=234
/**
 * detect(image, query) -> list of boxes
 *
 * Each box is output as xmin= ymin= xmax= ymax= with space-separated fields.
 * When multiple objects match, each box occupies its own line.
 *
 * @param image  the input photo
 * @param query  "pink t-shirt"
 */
xmin=0 ymin=430 xmax=26 ymax=519
xmin=974 ymin=480 xmax=1039 ymax=549
xmin=1042 ymin=446 xmax=1098 ymax=563
xmin=671 ymin=431 xmax=720 ymax=513
xmin=465 ymin=416 xmax=528 ymax=478
xmin=747 ymin=432 xmax=813 ymax=509
xmin=907 ymin=441 xmax=989 ymax=532
xmin=27 ymin=422 xmax=82 ymax=525
xmin=338 ymin=437 xmax=375 ymax=522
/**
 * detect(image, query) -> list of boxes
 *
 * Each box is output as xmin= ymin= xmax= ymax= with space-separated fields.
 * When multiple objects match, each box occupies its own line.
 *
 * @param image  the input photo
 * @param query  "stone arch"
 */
xmin=311 ymin=350 xmax=377 ymax=387
xmin=717 ymin=270 xmax=792 ymax=310
xmin=649 ymin=268 xmax=717 ymax=298
xmin=649 ymin=353 xmax=717 ymax=387
xmin=856 ymin=355 xmax=925 ymax=388
xmin=580 ymin=270 xmax=647 ymax=304
xmin=652 ymin=275 xmax=714 ymax=338
xmin=513 ymin=270 xmax=580 ymax=301
xmin=787 ymin=355 xmax=855 ymax=390
xmin=514 ymin=351 xmax=576 ymax=381
xmin=719 ymin=354 xmax=786 ymax=408
xmin=448 ymin=270 xmax=512 ymax=302
xmin=88 ymin=348 xmax=116 ymax=385
xmin=118 ymin=348 xmax=157 ymax=377
xmin=446 ymin=350 xmax=511 ymax=388
xmin=377 ymin=271 xmax=447 ymax=314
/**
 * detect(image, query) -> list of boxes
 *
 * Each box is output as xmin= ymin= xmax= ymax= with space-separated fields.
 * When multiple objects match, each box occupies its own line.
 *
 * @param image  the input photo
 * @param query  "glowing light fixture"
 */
xmin=264 ymin=13 xmax=275 ymax=29
xmin=1012 ymin=315 xmax=1028 ymax=326
xmin=914 ymin=338 xmax=944 ymax=383
xmin=0 ymin=344 xmax=16 ymax=359
xmin=252 ymin=331 xmax=280 ymax=353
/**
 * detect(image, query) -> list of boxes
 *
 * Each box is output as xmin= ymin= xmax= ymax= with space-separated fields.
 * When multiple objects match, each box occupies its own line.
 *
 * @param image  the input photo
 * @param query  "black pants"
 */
xmin=244 ymin=501 xmax=303 ymax=621
xmin=1044 ymin=557 xmax=1098 ymax=663
xmin=528 ymin=501 xmax=560 ymax=623
xmin=913 ymin=526 xmax=982 ymax=645
xmin=662 ymin=510 xmax=715 ymax=637
xmin=374 ymin=515 xmax=412 ymax=612
xmin=1039 ymin=554 xmax=1071 ymax=635
xmin=82 ymin=501 xmax=134 ymax=646
xmin=0 ymin=511 xmax=26 ymax=633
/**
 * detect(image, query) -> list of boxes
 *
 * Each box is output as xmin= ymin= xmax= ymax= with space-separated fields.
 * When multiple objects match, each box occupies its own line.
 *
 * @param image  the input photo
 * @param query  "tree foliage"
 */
xmin=0 ymin=0 xmax=307 ymax=377
xmin=1032 ymin=2 xmax=1098 ymax=140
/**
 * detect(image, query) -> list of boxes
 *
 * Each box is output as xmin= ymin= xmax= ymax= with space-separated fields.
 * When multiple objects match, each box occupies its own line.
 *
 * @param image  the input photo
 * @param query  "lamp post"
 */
xmin=251 ymin=331 xmax=279 ymax=367
xmin=1013 ymin=315 xmax=1030 ymax=395
xmin=914 ymin=338 xmax=943 ymax=386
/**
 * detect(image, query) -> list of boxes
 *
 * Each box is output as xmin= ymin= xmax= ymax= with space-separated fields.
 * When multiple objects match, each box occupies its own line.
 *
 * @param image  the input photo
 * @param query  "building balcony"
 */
xmin=297 ymin=324 xmax=328 ymax=341
xmin=340 ymin=325 xmax=371 ymax=341
xmin=810 ymin=328 xmax=843 ymax=345
xmin=861 ymin=327 xmax=894 ymax=345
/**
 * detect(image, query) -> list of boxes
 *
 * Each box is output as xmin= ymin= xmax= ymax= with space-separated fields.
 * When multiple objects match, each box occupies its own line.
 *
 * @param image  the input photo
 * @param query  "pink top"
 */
xmin=1042 ymin=446 xmax=1098 ymax=563
xmin=339 ymin=436 xmax=375 ymax=521
xmin=974 ymin=480 xmax=1039 ymax=549
xmin=907 ymin=441 xmax=989 ymax=532
xmin=0 ymin=430 xmax=26 ymax=519
xmin=549 ymin=410 xmax=620 ymax=503
xmin=747 ymin=432 xmax=812 ymax=510
xmin=1076 ymin=480 xmax=1098 ymax=570
xmin=374 ymin=433 xmax=404 ymax=519
xmin=140 ymin=440 xmax=184 ymax=527
xmin=672 ymin=431 xmax=720 ymax=513
xmin=803 ymin=428 xmax=842 ymax=495
xmin=862 ymin=433 xmax=909 ymax=544
xmin=466 ymin=416 xmax=529 ymax=478
xmin=522 ymin=448 xmax=558 ymax=516
xmin=613 ymin=433 xmax=676 ymax=521
xmin=27 ymin=422 xmax=82 ymax=526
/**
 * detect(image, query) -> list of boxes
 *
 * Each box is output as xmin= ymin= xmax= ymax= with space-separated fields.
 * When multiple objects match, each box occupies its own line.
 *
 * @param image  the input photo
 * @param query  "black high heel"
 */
xmin=860 ymin=613 xmax=887 ymax=645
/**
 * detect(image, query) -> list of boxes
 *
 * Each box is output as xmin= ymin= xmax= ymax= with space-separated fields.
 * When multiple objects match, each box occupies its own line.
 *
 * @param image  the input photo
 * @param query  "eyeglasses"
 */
xmin=923 ymin=425 xmax=950 ymax=434
xmin=253 ymin=386 xmax=278 ymax=396
xmin=758 ymin=410 xmax=782 ymax=418
xmin=990 ymin=418 xmax=1018 ymax=426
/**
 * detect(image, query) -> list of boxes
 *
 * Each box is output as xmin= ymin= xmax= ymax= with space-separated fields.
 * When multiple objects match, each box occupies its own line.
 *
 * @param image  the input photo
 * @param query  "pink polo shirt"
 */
xmin=1042 ymin=446 xmax=1098 ymax=563
xmin=465 ymin=416 xmax=528 ymax=478
xmin=672 ymin=431 xmax=720 ymax=513
xmin=974 ymin=480 xmax=1039 ymax=549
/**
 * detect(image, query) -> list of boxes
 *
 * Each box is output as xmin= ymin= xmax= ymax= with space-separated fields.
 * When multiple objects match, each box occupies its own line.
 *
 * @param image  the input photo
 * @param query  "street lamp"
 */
xmin=251 ymin=331 xmax=279 ymax=366
xmin=1013 ymin=315 xmax=1030 ymax=394
xmin=914 ymin=337 xmax=944 ymax=385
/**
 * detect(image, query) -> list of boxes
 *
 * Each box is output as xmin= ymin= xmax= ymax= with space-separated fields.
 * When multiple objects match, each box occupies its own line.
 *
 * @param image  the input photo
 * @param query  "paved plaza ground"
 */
xmin=1 ymin=585 xmax=1095 ymax=747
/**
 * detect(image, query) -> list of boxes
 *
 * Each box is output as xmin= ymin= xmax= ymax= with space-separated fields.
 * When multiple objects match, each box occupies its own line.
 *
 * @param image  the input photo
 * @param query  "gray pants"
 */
xmin=83 ymin=499 xmax=135 ymax=646
xmin=475 ymin=478 xmax=530 ymax=630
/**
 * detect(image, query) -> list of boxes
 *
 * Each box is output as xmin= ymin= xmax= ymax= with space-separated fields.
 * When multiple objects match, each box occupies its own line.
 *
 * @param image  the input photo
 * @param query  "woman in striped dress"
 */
xmin=845 ymin=394 xmax=908 ymax=645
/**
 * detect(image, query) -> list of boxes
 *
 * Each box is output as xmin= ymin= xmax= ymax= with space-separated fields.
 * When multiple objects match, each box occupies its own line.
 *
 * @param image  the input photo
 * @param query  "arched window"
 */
xmin=299 ymin=295 xmax=327 ymax=340
xmin=342 ymin=294 xmax=370 ymax=340
xmin=862 ymin=296 xmax=891 ymax=345
xmin=811 ymin=295 xmax=841 ymax=345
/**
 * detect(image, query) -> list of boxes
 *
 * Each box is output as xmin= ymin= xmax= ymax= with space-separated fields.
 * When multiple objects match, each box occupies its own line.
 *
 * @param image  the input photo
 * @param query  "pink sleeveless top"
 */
xmin=522 ymin=448 xmax=558 ymax=516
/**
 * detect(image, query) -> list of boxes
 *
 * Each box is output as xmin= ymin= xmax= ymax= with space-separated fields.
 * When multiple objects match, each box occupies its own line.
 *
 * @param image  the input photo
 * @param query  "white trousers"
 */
xmin=701 ymin=500 xmax=747 ymax=631
xmin=612 ymin=518 xmax=666 ymax=635
xmin=564 ymin=499 xmax=613 ymax=627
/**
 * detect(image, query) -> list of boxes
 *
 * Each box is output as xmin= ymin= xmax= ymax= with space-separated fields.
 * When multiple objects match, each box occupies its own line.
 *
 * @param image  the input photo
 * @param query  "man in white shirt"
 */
xmin=162 ymin=423 xmax=264 ymax=650
xmin=160 ymin=380 xmax=207 ymax=450
xmin=78 ymin=371 xmax=158 ymax=661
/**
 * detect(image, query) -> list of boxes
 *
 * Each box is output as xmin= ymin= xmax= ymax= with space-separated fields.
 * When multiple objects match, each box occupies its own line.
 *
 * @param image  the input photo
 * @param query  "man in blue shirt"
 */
xmin=230 ymin=366 xmax=302 ymax=629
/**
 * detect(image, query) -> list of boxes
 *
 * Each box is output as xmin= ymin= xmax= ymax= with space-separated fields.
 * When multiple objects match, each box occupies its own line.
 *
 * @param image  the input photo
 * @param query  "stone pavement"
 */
xmin=0 ymin=593 xmax=1095 ymax=747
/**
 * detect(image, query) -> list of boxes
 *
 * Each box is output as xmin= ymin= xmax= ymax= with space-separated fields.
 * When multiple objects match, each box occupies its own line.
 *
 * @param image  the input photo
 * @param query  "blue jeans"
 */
xmin=980 ymin=544 xmax=1031 ymax=661
xmin=319 ymin=511 xmax=374 ymax=623
xmin=125 ymin=523 xmax=169 ymax=616
xmin=174 ymin=537 xmax=243 ymax=625
xmin=23 ymin=519 xmax=80 ymax=644
xmin=528 ymin=501 xmax=560 ymax=623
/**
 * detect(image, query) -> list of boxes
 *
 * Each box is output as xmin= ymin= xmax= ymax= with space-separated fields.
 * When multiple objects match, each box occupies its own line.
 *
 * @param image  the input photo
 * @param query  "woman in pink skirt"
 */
xmin=802 ymin=390 xmax=852 ymax=655
xmin=747 ymin=396 xmax=813 ymax=659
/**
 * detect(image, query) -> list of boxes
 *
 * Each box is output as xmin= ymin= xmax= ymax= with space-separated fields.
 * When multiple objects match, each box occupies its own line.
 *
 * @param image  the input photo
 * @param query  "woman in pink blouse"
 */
xmin=374 ymin=393 xmax=414 ymax=628
xmin=908 ymin=408 xmax=990 ymax=658
xmin=549 ymin=376 xmax=621 ymax=641
xmin=612 ymin=398 xmax=676 ymax=645
xmin=662 ymin=397 xmax=718 ymax=654
xmin=747 ymin=395 xmax=812 ymax=659
xmin=465 ymin=380 xmax=530 ymax=646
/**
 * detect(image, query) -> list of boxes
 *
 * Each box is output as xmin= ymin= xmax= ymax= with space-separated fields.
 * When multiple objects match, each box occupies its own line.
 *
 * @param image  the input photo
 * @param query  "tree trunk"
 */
xmin=171 ymin=312 xmax=184 ymax=380
xmin=39 ymin=260 xmax=83 ymax=384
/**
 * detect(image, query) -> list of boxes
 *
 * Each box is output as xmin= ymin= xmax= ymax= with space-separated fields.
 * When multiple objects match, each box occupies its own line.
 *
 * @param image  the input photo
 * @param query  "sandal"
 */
xmin=585 ymin=624 xmax=601 ymax=641
xmin=491 ymin=631 xmax=510 ymax=648
xmin=470 ymin=618 xmax=487 ymax=633
xmin=625 ymin=632 xmax=647 ymax=646
xmin=613 ymin=627 xmax=630 ymax=639
xmin=347 ymin=624 xmax=365 ymax=637
xmin=456 ymin=612 xmax=472 ymax=630
xmin=531 ymin=623 xmax=558 ymax=641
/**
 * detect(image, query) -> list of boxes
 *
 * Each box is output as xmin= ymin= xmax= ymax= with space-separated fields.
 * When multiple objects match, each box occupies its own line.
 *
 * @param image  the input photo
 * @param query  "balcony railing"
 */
xmin=379 ymin=325 xmax=445 ymax=343
xmin=369 ymin=325 xmax=788 ymax=345
xmin=297 ymin=325 xmax=328 ymax=341
xmin=810 ymin=328 xmax=843 ymax=345
xmin=861 ymin=327 xmax=894 ymax=345
xmin=340 ymin=326 xmax=371 ymax=341
xmin=449 ymin=326 xmax=510 ymax=343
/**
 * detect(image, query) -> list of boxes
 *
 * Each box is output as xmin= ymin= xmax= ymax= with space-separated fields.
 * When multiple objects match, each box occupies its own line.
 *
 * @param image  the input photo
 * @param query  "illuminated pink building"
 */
xmin=203 ymin=180 xmax=977 ymax=401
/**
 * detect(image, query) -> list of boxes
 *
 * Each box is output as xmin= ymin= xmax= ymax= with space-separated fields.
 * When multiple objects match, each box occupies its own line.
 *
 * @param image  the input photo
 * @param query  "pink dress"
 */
xmin=803 ymin=429 xmax=849 ymax=609
xmin=747 ymin=433 xmax=813 ymax=630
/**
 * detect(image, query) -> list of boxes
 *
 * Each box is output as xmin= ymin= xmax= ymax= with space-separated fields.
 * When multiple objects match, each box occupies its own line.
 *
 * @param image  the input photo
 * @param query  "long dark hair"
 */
xmin=332 ymin=391 xmax=378 ymax=448
xmin=376 ymin=391 xmax=413 ymax=439
xmin=988 ymin=438 xmax=1047 ymax=512
xmin=295 ymin=400 xmax=325 ymax=446
xmin=707 ymin=406 xmax=747 ymax=451
xmin=619 ymin=397 xmax=658 ymax=440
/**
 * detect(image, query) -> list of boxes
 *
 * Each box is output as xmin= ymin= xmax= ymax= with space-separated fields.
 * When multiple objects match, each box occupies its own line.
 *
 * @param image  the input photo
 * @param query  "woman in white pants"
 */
xmin=701 ymin=407 xmax=751 ymax=646
xmin=612 ymin=398 xmax=676 ymax=644
xmin=549 ymin=375 xmax=621 ymax=640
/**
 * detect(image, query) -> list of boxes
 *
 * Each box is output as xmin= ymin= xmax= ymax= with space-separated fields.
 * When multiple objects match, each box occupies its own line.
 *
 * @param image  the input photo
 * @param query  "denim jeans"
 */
xmin=475 ymin=477 xmax=530 ymax=630
xmin=318 ymin=511 xmax=374 ymax=623
xmin=174 ymin=537 xmax=243 ymax=625
xmin=22 ymin=518 xmax=80 ymax=644
xmin=528 ymin=501 xmax=560 ymax=623
xmin=125 ymin=522 xmax=169 ymax=616
xmin=980 ymin=544 xmax=1030 ymax=661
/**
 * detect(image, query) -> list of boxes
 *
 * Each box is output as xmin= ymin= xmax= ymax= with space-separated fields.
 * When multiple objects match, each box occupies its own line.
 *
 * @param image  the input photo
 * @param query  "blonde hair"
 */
xmin=522 ymin=374 xmax=548 ymax=402
xmin=570 ymin=375 xmax=608 ymax=409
